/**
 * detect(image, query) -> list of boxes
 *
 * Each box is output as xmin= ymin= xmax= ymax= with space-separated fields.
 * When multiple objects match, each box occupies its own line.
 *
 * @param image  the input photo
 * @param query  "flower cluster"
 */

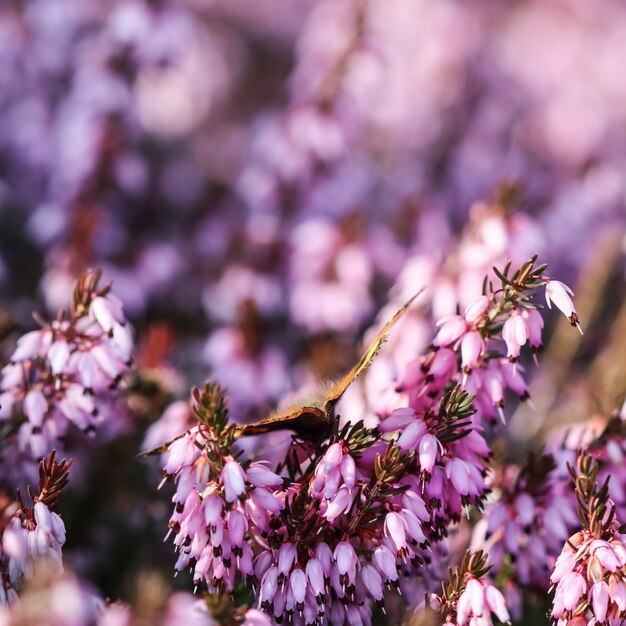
xmin=589 ymin=414 xmax=626 ymax=523
xmin=470 ymin=452 xmax=579 ymax=616
xmin=550 ymin=451 xmax=626 ymax=625
xmin=158 ymin=384 xmax=283 ymax=593
xmin=377 ymin=258 xmax=581 ymax=540
xmin=432 ymin=550 xmax=510 ymax=626
xmin=379 ymin=389 xmax=489 ymax=536
xmin=0 ymin=270 xmax=132 ymax=459
xmin=153 ymin=258 xmax=582 ymax=624
xmin=157 ymin=383 xmax=431 ymax=623
xmin=0 ymin=452 xmax=70 ymax=602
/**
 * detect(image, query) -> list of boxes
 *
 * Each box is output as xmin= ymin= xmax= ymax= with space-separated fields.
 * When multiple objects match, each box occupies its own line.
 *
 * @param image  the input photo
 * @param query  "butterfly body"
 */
xmin=234 ymin=290 xmax=423 ymax=441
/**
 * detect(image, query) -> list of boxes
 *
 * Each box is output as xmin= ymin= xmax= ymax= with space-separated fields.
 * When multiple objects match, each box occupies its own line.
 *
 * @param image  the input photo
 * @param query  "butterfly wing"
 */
xmin=234 ymin=406 xmax=329 ymax=439
xmin=233 ymin=288 xmax=423 ymax=440
xmin=323 ymin=288 xmax=424 ymax=414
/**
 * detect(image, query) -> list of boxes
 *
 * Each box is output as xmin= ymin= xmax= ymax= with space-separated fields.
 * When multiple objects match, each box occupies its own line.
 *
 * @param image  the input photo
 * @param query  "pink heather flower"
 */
xmin=323 ymin=443 xmax=343 ymax=473
xmin=246 ymin=463 xmax=284 ymax=488
xmin=323 ymin=487 xmax=353 ymax=523
xmin=11 ymin=330 xmax=50 ymax=363
xmin=259 ymin=567 xmax=279 ymax=608
xmin=499 ymin=361 xmax=529 ymax=400
xmin=384 ymin=512 xmax=407 ymax=556
xmin=340 ymin=454 xmax=356 ymax=488
xmin=460 ymin=332 xmax=485 ymax=372
xmin=289 ymin=569 xmax=307 ymax=610
xmin=590 ymin=539 xmax=625 ymax=571
xmin=545 ymin=280 xmax=582 ymax=333
xmin=373 ymin=545 xmax=399 ymax=585
xmin=560 ymin=571 xmax=586 ymax=611
xmin=23 ymin=390 xmax=48 ymax=429
xmin=551 ymin=546 xmax=576 ymax=584
xmin=360 ymin=565 xmax=383 ymax=603
xmin=160 ymin=592 xmax=216 ymax=626
xmin=312 ymin=442 xmax=357 ymax=504
xmin=609 ymin=578 xmax=626 ymax=612
xmin=513 ymin=493 xmax=535 ymax=529
xmin=277 ymin=543 xmax=297 ymax=577
xmin=3 ymin=501 xmax=66 ymax=590
xmin=445 ymin=459 xmax=471 ymax=495
xmin=90 ymin=296 xmax=125 ymax=333
xmin=401 ymin=491 xmax=429 ymax=522
xmin=434 ymin=315 xmax=467 ymax=347
xmin=0 ymin=276 xmax=133 ymax=459
xmin=485 ymin=585 xmax=510 ymax=624
xmin=333 ymin=541 xmax=357 ymax=586
xmin=464 ymin=296 xmax=489 ymax=324
xmin=428 ymin=347 xmax=457 ymax=381
xmin=501 ymin=313 xmax=528 ymax=360
xmin=457 ymin=577 xmax=510 ymax=626
xmin=221 ymin=460 xmax=246 ymax=502
xmin=305 ymin=558 xmax=325 ymax=602
xmin=591 ymin=581 xmax=609 ymax=622
xmin=523 ymin=308 xmax=544 ymax=350
xmin=97 ymin=604 xmax=133 ymax=626
xmin=48 ymin=341 xmax=71 ymax=375
xmin=418 ymin=433 xmax=440 ymax=474
xmin=396 ymin=421 xmax=428 ymax=452
xmin=378 ymin=407 xmax=417 ymax=432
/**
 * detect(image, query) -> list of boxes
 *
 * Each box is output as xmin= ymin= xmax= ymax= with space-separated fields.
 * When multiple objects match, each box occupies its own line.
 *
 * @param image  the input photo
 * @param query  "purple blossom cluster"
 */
xmin=431 ymin=551 xmax=510 ymax=626
xmin=0 ymin=270 xmax=132 ymax=461
xmin=0 ymin=0 xmax=624 ymax=427
xmin=470 ymin=453 xmax=579 ymax=617
xmin=0 ymin=453 xmax=69 ymax=603
xmin=0 ymin=0 xmax=625 ymax=623
xmin=149 ymin=258 xmax=584 ymax=625
xmin=550 ymin=452 xmax=626 ymax=626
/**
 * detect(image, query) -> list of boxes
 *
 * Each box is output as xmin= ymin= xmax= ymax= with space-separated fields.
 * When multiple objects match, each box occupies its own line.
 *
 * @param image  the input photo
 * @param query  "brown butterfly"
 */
xmin=233 ymin=290 xmax=423 ymax=441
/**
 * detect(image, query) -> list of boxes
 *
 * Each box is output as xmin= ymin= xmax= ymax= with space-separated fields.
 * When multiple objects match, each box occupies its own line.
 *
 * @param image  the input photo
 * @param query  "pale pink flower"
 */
xmin=434 ymin=315 xmax=467 ymax=347
xmin=591 ymin=581 xmax=609 ymax=622
xmin=545 ymin=280 xmax=583 ymax=333
xmin=460 ymin=332 xmax=485 ymax=372
xmin=221 ymin=460 xmax=246 ymax=502
xmin=560 ymin=572 xmax=586 ymax=611
xmin=418 ymin=433 xmax=440 ymax=474
xmin=522 ymin=308 xmax=544 ymax=350
xmin=501 ymin=313 xmax=528 ymax=360
xmin=464 ymin=296 xmax=489 ymax=324
xmin=456 ymin=577 xmax=510 ymax=626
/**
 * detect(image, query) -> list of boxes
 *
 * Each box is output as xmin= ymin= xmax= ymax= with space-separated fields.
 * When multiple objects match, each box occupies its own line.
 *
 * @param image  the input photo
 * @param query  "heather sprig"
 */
xmin=0 ymin=451 xmax=70 ymax=602
xmin=550 ymin=451 xmax=626 ymax=624
xmin=470 ymin=451 xmax=579 ymax=597
xmin=432 ymin=550 xmax=510 ymax=626
xmin=154 ymin=256 xmax=583 ymax=624
xmin=0 ymin=268 xmax=133 ymax=460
